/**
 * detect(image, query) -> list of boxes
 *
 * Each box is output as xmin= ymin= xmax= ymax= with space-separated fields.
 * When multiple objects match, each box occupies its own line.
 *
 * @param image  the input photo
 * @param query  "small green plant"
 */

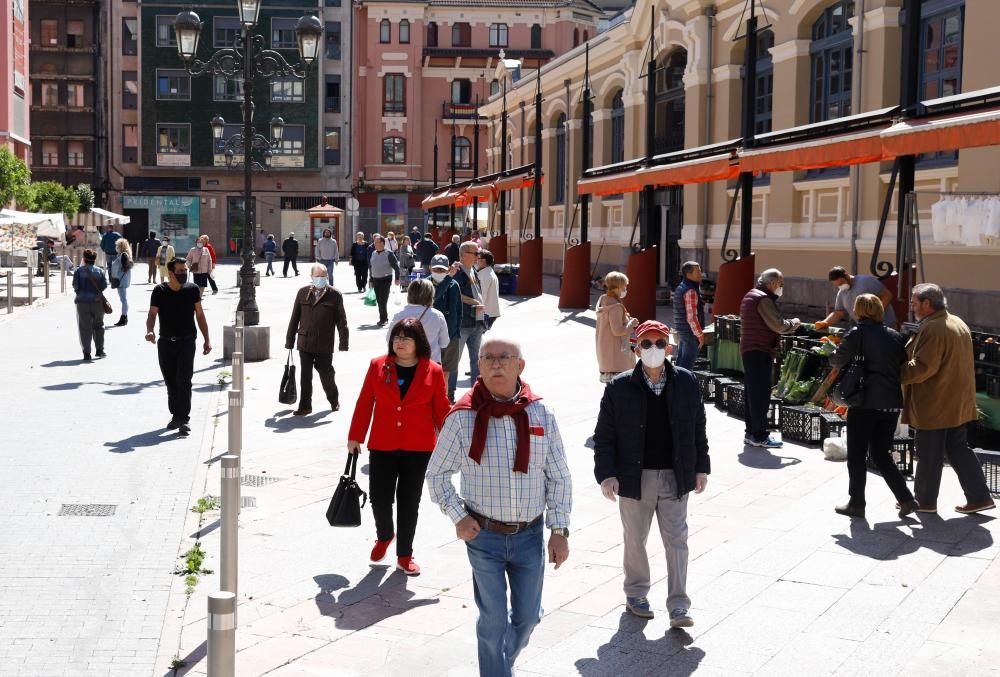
xmin=217 ymin=370 xmax=232 ymax=386
xmin=170 ymin=654 xmax=187 ymax=670
xmin=184 ymin=574 xmax=199 ymax=595
xmin=175 ymin=542 xmax=212 ymax=576
xmin=191 ymin=496 xmax=219 ymax=514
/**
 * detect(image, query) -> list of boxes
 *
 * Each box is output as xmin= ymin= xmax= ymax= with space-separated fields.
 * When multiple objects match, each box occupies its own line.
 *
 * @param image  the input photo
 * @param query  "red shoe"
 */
xmin=370 ymin=536 xmax=393 ymax=563
xmin=396 ymin=556 xmax=421 ymax=576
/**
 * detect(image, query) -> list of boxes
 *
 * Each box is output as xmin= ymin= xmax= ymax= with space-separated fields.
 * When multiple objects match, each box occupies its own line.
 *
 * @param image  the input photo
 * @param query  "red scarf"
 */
xmin=450 ymin=377 xmax=542 ymax=473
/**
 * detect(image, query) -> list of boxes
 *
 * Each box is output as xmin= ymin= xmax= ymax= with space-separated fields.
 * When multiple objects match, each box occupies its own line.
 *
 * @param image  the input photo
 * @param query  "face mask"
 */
xmin=196 ymin=243 xmax=204 ymax=248
xmin=312 ymin=277 xmax=329 ymax=289
xmin=173 ymin=273 xmax=188 ymax=285
xmin=430 ymin=272 xmax=447 ymax=283
xmin=619 ymin=290 xmax=628 ymax=299
xmin=774 ymin=286 xmax=784 ymax=298
xmin=640 ymin=347 xmax=666 ymax=368
xmin=838 ymin=283 xmax=850 ymax=291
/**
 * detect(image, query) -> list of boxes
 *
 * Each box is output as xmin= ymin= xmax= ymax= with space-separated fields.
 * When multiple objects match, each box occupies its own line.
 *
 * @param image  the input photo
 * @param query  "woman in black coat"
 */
xmin=349 ymin=232 xmax=369 ymax=293
xmin=828 ymin=293 xmax=918 ymax=519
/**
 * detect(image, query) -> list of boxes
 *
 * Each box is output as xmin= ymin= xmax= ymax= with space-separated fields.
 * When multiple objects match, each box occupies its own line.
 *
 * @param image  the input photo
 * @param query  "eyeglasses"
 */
xmin=478 ymin=353 xmax=519 ymax=366
xmin=639 ymin=339 xmax=668 ymax=350
xmin=391 ymin=336 xmax=415 ymax=344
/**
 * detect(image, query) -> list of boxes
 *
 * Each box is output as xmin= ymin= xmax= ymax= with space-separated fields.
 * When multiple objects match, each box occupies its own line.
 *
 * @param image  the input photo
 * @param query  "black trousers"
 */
xmin=742 ymin=350 xmax=774 ymax=442
xmin=76 ymin=300 xmax=105 ymax=356
xmin=353 ymin=263 xmax=368 ymax=292
xmin=372 ymin=275 xmax=392 ymax=323
xmin=283 ymin=256 xmax=298 ymax=276
xmin=846 ymin=409 xmax=913 ymax=507
xmin=207 ymin=272 xmax=218 ymax=293
xmin=157 ymin=337 xmax=196 ymax=424
xmin=914 ymin=426 xmax=992 ymax=505
xmin=298 ymin=350 xmax=339 ymax=409
xmin=369 ymin=450 xmax=432 ymax=557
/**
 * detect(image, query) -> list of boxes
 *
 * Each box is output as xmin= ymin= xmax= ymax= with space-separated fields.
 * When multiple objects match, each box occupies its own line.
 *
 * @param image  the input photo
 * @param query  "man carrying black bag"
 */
xmin=285 ymin=264 xmax=349 ymax=416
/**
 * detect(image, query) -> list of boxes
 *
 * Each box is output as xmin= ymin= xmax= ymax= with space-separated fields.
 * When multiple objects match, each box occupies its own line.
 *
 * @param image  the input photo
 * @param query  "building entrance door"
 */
xmin=227 ymin=197 xmax=256 ymax=256
xmin=657 ymin=186 xmax=683 ymax=288
xmin=122 ymin=210 xmax=149 ymax=257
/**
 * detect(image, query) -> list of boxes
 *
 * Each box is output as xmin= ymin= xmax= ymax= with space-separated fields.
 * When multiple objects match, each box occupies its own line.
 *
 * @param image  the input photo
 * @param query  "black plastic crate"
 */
xmin=867 ymin=437 xmax=915 ymax=478
xmin=976 ymin=450 xmax=1000 ymax=496
xmin=779 ymin=405 xmax=828 ymax=445
xmin=713 ymin=378 xmax=740 ymax=411
xmin=821 ymin=413 xmax=847 ymax=440
xmin=726 ymin=384 xmax=746 ymax=418
xmin=693 ymin=357 xmax=711 ymax=371
xmin=694 ymin=371 xmax=724 ymax=402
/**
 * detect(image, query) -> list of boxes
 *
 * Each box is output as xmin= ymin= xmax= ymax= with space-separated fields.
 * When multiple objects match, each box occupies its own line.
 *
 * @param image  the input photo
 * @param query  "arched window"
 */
xmin=754 ymin=29 xmax=775 ymax=135
xmin=426 ymin=22 xmax=438 ymax=47
xmin=490 ymin=79 xmax=500 ymax=97
xmin=489 ymin=23 xmax=508 ymax=48
xmin=451 ymin=79 xmax=471 ymax=104
xmin=453 ymin=136 xmax=471 ymax=169
xmin=382 ymin=136 xmax=406 ymax=164
xmin=919 ymin=0 xmax=964 ymax=165
xmin=379 ymin=19 xmax=391 ymax=44
xmin=554 ymin=113 xmax=567 ymax=204
xmin=452 ymin=22 xmax=470 ymax=47
xmin=399 ymin=19 xmax=410 ymax=44
xmin=583 ymin=30 xmax=589 ymax=42
xmin=530 ymin=24 xmax=541 ymax=49
xmin=610 ymin=90 xmax=625 ymax=164
xmin=810 ymin=0 xmax=854 ymax=122
xmin=573 ymin=28 xmax=579 ymax=47
xmin=655 ymin=49 xmax=686 ymax=154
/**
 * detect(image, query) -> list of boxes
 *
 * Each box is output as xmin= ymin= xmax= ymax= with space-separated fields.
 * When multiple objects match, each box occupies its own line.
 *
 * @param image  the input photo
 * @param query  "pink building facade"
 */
xmin=1 ymin=0 xmax=31 ymax=165
xmin=352 ymin=0 xmax=602 ymax=234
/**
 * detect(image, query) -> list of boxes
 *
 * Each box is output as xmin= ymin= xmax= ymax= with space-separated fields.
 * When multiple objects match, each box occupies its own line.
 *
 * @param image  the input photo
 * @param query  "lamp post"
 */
xmin=173 ymin=5 xmax=322 ymax=327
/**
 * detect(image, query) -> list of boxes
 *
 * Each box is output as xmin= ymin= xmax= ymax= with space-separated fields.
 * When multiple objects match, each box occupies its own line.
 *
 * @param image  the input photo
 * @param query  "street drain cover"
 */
xmin=241 ymin=474 xmax=280 ymax=487
xmin=58 ymin=504 xmax=117 ymax=517
xmin=242 ymin=496 xmax=256 ymax=508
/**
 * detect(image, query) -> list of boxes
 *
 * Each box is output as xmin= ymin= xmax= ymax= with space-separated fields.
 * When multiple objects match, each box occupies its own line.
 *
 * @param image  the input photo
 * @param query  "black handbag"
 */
xmin=326 ymin=452 xmax=367 ymax=527
xmin=831 ymin=329 xmax=866 ymax=408
xmin=279 ymin=350 xmax=298 ymax=405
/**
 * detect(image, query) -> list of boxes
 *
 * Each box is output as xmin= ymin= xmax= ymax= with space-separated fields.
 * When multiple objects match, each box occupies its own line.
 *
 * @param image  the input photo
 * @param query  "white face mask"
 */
xmin=640 ymin=347 xmax=666 ymax=368
xmin=838 ymin=283 xmax=850 ymax=291
xmin=430 ymin=272 xmax=447 ymax=283
xmin=312 ymin=277 xmax=328 ymax=289
xmin=774 ymin=285 xmax=784 ymax=298
xmin=619 ymin=290 xmax=628 ymax=299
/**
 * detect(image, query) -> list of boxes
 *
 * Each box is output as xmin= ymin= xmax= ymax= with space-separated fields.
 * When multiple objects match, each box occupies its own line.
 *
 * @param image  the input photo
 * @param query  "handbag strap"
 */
xmin=343 ymin=451 xmax=359 ymax=478
xmin=286 ymin=349 xmax=294 ymax=367
xmin=417 ymin=306 xmax=429 ymax=323
xmin=83 ymin=268 xmax=104 ymax=296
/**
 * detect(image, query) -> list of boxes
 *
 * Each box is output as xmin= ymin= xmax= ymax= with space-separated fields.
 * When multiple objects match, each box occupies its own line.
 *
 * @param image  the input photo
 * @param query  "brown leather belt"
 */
xmin=466 ymin=507 xmax=542 ymax=535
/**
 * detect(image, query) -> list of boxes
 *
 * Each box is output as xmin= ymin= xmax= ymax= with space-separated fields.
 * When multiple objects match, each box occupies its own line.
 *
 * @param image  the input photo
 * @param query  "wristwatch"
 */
xmin=551 ymin=528 xmax=569 ymax=538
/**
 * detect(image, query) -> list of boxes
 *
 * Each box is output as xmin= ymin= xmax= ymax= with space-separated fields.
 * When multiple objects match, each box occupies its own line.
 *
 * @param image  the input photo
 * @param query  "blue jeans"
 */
xmin=448 ymin=324 xmax=484 ymax=397
xmin=674 ymin=333 xmax=700 ymax=372
xmin=319 ymin=259 xmax=335 ymax=282
xmin=465 ymin=519 xmax=545 ymax=677
xmin=265 ymin=252 xmax=275 ymax=275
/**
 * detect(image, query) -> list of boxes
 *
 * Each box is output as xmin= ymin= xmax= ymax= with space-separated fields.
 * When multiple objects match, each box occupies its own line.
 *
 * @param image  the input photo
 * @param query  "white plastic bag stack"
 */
xmin=823 ymin=437 xmax=848 ymax=461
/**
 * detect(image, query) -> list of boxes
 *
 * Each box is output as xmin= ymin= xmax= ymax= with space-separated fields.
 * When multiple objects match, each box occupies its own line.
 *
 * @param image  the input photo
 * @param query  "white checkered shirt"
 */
xmin=425 ymin=400 xmax=572 ymax=529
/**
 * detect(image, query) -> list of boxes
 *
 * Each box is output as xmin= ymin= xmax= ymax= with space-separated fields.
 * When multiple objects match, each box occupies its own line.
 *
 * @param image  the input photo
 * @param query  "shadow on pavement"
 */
xmin=574 ymin=612 xmax=705 ymax=676
xmin=167 ymin=639 xmax=206 ymax=676
xmin=833 ymin=512 xmax=995 ymax=560
xmin=356 ymin=323 xmax=388 ymax=332
xmin=558 ymin=311 xmax=597 ymax=329
xmin=191 ymin=520 xmax=220 ymax=539
xmin=737 ymin=449 xmax=802 ymax=470
xmin=41 ymin=362 xmax=226 ymax=395
xmin=313 ymin=566 xmax=439 ymax=631
xmin=265 ymin=411 xmax=332 ymax=433
xmin=104 ymin=429 xmax=185 ymax=453
xmin=40 ymin=359 xmax=92 ymax=368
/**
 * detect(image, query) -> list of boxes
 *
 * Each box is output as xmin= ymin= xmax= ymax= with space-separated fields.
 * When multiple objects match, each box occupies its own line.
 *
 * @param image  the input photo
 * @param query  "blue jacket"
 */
xmin=452 ymin=267 xmax=481 ymax=329
xmin=72 ymin=264 xmax=108 ymax=303
xmin=263 ymin=240 xmax=277 ymax=254
xmin=672 ymin=278 xmax=705 ymax=337
xmin=100 ymin=231 xmax=121 ymax=256
xmin=111 ymin=253 xmax=132 ymax=289
xmin=594 ymin=361 xmax=710 ymax=500
xmin=432 ymin=277 xmax=461 ymax=339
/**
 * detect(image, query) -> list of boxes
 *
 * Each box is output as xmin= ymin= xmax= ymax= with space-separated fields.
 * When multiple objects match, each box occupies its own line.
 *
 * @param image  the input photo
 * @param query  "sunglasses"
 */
xmin=639 ymin=339 xmax=669 ymax=350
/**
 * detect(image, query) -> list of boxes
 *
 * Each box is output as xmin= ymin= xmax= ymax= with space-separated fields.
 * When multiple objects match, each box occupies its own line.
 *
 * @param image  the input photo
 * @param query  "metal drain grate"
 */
xmin=241 ymin=474 xmax=280 ymax=487
xmin=58 ymin=504 xmax=117 ymax=517
xmin=242 ymin=496 xmax=256 ymax=508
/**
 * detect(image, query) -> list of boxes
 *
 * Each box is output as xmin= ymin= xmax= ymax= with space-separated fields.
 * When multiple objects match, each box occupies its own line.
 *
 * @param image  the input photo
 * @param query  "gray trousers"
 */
xmin=76 ymin=300 xmax=105 ymax=355
xmin=914 ymin=426 xmax=992 ymax=506
xmin=619 ymin=469 xmax=690 ymax=612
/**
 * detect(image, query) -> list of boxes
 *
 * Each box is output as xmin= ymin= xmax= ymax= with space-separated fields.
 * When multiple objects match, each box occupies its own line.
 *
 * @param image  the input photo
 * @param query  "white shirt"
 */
xmin=386 ymin=304 xmax=451 ymax=363
xmin=477 ymin=265 xmax=501 ymax=319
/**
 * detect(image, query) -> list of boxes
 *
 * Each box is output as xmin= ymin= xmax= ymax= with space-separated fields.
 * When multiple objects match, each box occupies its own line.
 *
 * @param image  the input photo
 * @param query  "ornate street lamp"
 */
xmin=173 ymin=8 xmax=321 ymax=330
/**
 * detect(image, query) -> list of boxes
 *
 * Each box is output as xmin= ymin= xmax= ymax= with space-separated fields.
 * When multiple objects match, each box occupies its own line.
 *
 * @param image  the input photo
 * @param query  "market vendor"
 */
xmin=739 ymin=269 xmax=800 ymax=449
xmin=817 ymin=266 xmax=896 ymax=328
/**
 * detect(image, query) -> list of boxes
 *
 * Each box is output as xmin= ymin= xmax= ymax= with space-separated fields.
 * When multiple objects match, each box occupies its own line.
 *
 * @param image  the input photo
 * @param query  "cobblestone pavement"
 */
xmin=5 ymin=263 xmax=1000 ymax=676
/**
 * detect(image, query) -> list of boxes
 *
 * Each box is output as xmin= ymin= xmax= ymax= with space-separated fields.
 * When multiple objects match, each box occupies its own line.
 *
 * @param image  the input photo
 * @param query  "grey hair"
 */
xmin=912 ymin=282 xmax=947 ymax=311
xmin=459 ymin=241 xmax=479 ymax=255
xmin=406 ymin=278 xmax=435 ymax=306
xmin=452 ymin=234 xmax=461 ymax=243
xmin=480 ymin=336 xmax=523 ymax=359
xmin=310 ymin=263 xmax=327 ymax=277
xmin=758 ymin=268 xmax=783 ymax=286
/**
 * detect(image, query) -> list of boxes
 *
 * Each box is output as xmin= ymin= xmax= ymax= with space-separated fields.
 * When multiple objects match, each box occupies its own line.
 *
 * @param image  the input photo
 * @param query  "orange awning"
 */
xmin=881 ymin=108 xmax=1000 ymax=157
xmin=738 ymin=127 xmax=887 ymax=174
xmin=421 ymin=188 xmax=466 ymax=210
xmin=495 ymin=170 xmax=541 ymax=192
xmin=577 ymin=154 xmax=739 ymax=196
xmin=465 ymin=181 xmax=496 ymax=201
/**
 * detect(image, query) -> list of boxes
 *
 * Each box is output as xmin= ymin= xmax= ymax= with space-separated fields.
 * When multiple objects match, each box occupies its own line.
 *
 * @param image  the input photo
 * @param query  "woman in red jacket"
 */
xmin=348 ymin=318 xmax=451 ymax=575
xmin=199 ymin=234 xmax=219 ymax=294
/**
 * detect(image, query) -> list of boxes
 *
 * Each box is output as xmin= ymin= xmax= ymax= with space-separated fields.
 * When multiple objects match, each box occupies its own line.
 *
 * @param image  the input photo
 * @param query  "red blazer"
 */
xmin=348 ymin=356 xmax=451 ymax=452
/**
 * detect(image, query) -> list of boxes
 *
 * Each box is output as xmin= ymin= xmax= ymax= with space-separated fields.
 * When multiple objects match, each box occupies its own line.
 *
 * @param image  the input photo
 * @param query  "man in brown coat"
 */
xmin=902 ymin=283 xmax=994 ymax=514
xmin=285 ymin=263 xmax=349 ymax=416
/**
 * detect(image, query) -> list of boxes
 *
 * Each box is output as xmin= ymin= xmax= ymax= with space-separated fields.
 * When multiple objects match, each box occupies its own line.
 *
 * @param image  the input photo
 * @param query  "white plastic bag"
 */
xmin=823 ymin=436 xmax=848 ymax=461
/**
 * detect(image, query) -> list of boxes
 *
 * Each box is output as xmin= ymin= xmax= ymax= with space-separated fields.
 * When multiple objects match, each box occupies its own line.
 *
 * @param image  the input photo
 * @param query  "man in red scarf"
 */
xmin=426 ymin=337 xmax=572 ymax=677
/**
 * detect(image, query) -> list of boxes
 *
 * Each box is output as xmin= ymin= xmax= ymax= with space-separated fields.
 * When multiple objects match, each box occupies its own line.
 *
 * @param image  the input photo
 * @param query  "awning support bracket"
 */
xmin=720 ymin=180 xmax=742 ymax=263
xmin=870 ymin=158 xmax=899 ymax=278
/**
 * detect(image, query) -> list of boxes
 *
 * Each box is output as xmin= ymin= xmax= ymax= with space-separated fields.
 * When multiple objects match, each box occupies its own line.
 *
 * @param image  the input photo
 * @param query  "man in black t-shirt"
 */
xmin=145 ymin=257 xmax=212 ymax=434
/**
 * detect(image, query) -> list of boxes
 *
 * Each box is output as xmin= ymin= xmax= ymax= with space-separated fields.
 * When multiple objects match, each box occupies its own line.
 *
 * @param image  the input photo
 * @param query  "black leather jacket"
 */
xmin=828 ymin=320 xmax=906 ymax=410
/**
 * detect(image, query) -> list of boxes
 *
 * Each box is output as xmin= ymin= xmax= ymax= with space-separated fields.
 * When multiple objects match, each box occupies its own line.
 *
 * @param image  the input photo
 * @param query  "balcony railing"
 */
xmin=442 ymin=101 xmax=480 ymax=119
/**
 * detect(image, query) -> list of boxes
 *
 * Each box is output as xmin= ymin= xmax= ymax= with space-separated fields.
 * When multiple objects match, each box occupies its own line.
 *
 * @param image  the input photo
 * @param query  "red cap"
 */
xmin=634 ymin=320 xmax=671 ymax=338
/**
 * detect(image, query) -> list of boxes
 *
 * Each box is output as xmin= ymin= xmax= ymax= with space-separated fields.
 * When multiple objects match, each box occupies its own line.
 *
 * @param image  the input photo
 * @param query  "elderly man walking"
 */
xmin=315 ymin=228 xmax=339 ymax=283
xmin=449 ymin=241 xmax=487 ymax=399
xmin=594 ymin=320 xmax=710 ymax=626
xmin=903 ymin=283 xmax=995 ymax=514
xmin=740 ymin=268 xmax=800 ymax=448
xmin=426 ymin=337 xmax=572 ymax=677
xmin=285 ymin=263 xmax=349 ymax=416
xmin=672 ymin=261 xmax=706 ymax=371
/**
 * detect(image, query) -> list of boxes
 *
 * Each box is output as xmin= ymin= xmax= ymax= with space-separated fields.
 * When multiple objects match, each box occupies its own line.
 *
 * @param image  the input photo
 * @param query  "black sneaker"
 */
xmin=82 ymin=354 xmax=92 ymax=362
xmin=96 ymin=350 xmax=107 ymax=358
xmin=167 ymin=419 xmax=181 ymax=430
xmin=178 ymin=422 xmax=191 ymax=434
